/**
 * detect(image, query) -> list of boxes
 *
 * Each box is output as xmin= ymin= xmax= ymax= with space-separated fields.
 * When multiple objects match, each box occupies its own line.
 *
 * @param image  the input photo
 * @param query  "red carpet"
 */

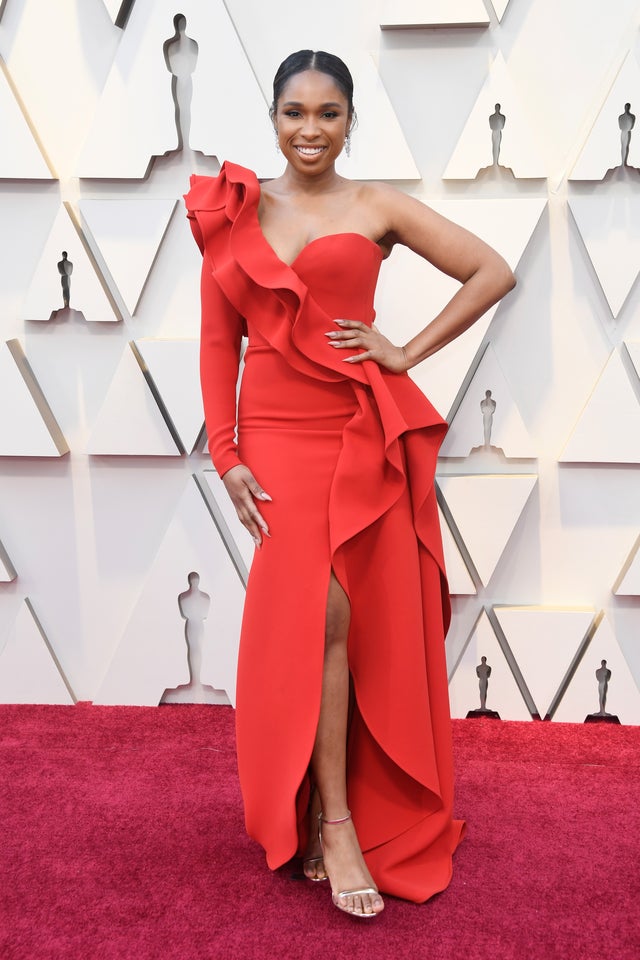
xmin=1 ymin=704 xmax=638 ymax=960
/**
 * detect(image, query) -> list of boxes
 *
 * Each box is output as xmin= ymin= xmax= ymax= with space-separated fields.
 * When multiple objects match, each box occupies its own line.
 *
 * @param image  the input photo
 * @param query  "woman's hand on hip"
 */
xmin=325 ymin=319 xmax=408 ymax=373
xmin=221 ymin=464 xmax=271 ymax=549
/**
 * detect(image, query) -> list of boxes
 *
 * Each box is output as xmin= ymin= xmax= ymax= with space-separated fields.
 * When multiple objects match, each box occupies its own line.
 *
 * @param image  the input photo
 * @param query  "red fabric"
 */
xmin=184 ymin=162 xmax=463 ymax=902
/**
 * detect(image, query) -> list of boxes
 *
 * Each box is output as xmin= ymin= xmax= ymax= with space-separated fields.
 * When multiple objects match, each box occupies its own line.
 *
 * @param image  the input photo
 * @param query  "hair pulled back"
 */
xmin=271 ymin=50 xmax=355 ymax=120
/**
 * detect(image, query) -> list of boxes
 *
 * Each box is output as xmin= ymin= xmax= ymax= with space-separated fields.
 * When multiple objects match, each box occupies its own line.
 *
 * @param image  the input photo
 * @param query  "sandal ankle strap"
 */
xmin=318 ymin=810 xmax=351 ymax=825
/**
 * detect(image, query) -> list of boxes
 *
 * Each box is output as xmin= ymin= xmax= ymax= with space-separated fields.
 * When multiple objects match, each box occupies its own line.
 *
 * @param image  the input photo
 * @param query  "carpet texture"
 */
xmin=0 ymin=704 xmax=638 ymax=960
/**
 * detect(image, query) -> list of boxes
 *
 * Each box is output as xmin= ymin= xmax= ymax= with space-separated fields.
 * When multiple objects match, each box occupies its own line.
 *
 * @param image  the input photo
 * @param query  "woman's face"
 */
xmin=274 ymin=69 xmax=351 ymax=174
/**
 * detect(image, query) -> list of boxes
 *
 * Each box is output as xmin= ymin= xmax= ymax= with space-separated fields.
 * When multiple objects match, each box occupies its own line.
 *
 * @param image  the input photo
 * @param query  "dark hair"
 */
xmin=271 ymin=50 xmax=355 ymax=119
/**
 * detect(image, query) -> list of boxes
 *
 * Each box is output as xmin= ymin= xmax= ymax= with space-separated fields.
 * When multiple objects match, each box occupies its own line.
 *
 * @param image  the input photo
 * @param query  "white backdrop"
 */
xmin=0 ymin=0 xmax=639 ymax=722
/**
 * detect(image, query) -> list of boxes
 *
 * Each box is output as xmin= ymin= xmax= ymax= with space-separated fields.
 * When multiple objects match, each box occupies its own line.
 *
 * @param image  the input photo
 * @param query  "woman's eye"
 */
xmin=322 ymin=112 xmax=338 ymax=119
xmin=285 ymin=110 xmax=301 ymax=118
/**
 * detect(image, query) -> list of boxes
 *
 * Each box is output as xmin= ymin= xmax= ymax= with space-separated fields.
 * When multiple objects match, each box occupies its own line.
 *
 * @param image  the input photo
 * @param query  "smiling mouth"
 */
xmin=294 ymin=146 xmax=327 ymax=156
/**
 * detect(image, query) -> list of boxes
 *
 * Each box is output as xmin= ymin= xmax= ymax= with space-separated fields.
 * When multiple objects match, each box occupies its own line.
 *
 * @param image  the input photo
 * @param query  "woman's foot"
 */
xmin=303 ymin=789 xmax=327 ymax=881
xmin=319 ymin=812 xmax=384 ymax=918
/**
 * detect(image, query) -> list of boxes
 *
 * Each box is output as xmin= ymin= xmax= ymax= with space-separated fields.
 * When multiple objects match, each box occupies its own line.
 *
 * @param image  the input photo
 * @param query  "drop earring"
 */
xmin=344 ymin=134 xmax=351 ymax=158
xmin=274 ymin=129 xmax=281 ymax=154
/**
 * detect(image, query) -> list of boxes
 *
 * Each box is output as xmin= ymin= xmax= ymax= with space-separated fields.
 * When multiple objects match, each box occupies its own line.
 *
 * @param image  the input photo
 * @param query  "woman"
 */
xmin=185 ymin=50 xmax=515 ymax=919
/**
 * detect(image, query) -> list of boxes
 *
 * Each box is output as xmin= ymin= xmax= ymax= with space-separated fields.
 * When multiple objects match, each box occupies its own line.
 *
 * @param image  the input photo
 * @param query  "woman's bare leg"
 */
xmin=309 ymin=571 xmax=384 ymax=916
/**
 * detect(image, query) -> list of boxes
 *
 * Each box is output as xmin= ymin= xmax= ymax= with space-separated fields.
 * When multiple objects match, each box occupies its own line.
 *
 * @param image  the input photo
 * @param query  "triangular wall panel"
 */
xmin=438 ymin=506 xmax=476 ymax=595
xmin=441 ymin=344 xmax=536 ymax=458
xmin=560 ymin=350 xmax=640 ymax=463
xmin=79 ymin=0 xmax=280 ymax=179
xmin=448 ymin=610 xmax=531 ymax=720
xmin=335 ymin=53 xmax=420 ymax=179
xmin=375 ymin=198 xmax=545 ymax=417
xmin=570 ymin=53 xmax=640 ymax=179
xmin=80 ymin=199 xmax=176 ymax=315
xmin=443 ymin=53 xmax=547 ymax=179
xmin=0 ymin=537 xmax=17 ymax=581
xmin=613 ymin=535 xmax=640 ymax=596
xmin=0 ymin=59 xmax=52 ymax=178
xmin=134 ymin=340 xmax=204 ymax=454
xmin=625 ymin=341 xmax=640 ymax=380
xmin=86 ymin=342 xmax=181 ymax=456
xmin=569 ymin=193 xmax=640 ymax=318
xmin=437 ymin=475 xmax=536 ymax=585
xmin=380 ymin=1 xmax=489 ymax=29
xmin=493 ymin=606 xmax=596 ymax=719
xmin=490 ymin=0 xmax=512 ymax=21
xmin=22 ymin=206 xmax=119 ymax=323
xmin=0 ymin=340 xmax=69 ymax=457
xmin=95 ymin=475 xmax=245 ymax=706
xmin=0 ymin=600 xmax=75 ymax=704
xmin=552 ymin=616 xmax=640 ymax=724
xmin=101 ymin=0 xmax=133 ymax=26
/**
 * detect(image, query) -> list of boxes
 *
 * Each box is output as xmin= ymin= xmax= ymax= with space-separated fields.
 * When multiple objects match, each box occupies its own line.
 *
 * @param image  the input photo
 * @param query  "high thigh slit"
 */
xmin=185 ymin=162 xmax=465 ymax=903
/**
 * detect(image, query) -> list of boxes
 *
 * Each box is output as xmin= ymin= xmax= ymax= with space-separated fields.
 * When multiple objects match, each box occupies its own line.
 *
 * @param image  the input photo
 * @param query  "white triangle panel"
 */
xmin=569 ymin=194 xmax=640 ymax=318
xmin=0 ymin=537 xmax=17 ymax=581
xmin=0 ymin=340 xmax=68 ymax=457
xmin=625 ymin=341 xmax=640 ymax=381
xmin=95 ymin=476 xmax=245 ymax=706
xmin=441 ymin=344 xmax=536 ymax=457
xmin=448 ymin=611 xmax=531 ymax=720
xmin=87 ymin=342 xmax=180 ymax=456
xmin=438 ymin=506 xmax=475 ymax=595
xmin=101 ymin=0 xmax=131 ymax=26
xmin=0 ymin=60 xmax=52 ymax=178
xmin=490 ymin=0 xmax=511 ymax=21
xmin=437 ymin=475 xmax=537 ymax=586
xmin=443 ymin=53 xmax=546 ymax=179
xmin=560 ymin=351 xmax=640 ymax=463
xmin=79 ymin=0 xmax=280 ymax=179
xmin=494 ymin=606 xmax=595 ymax=719
xmin=570 ymin=53 xmax=640 ymax=179
xmin=376 ymin=198 xmax=545 ymax=416
xmin=80 ymin=199 xmax=176 ymax=315
xmin=553 ymin=616 xmax=640 ymax=724
xmin=0 ymin=600 xmax=74 ymax=704
xmin=22 ymin=206 xmax=118 ymax=322
xmin=380 ymin=1 xmax=489 ymax=29
xmin=613 ymin=535 xmax=640 ymax=596
xmin=335 ymin=53 xmax=420 ymax=180
xmin=134 ymin=340 xmax=204 ymax=453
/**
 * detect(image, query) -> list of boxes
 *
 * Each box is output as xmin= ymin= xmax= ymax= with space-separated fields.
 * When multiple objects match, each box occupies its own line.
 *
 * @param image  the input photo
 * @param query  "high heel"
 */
xmin=318 ymin=811 xmax=382 ymax=919
xmin=303 ymin=788 xmax=328 ymax=881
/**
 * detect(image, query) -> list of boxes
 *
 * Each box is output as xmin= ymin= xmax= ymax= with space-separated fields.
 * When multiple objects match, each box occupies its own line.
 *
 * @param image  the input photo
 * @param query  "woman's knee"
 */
xmin=325 ymin=574 xmax=350 ymax=649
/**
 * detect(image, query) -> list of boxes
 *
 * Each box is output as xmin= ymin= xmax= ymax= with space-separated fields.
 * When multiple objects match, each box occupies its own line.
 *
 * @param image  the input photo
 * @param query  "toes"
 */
xmin=333 ymin=891 xmax=384 ymax=917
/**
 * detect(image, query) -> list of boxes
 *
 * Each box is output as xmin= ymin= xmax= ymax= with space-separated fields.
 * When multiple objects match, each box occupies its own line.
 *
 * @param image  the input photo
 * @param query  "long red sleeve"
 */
xmin=189 ymin=212 xmax=244 ymax=477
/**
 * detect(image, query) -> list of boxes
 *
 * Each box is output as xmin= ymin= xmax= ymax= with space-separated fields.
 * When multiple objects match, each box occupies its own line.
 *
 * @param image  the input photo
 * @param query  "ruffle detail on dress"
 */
xmin=185 ymin=164 xmax=456 ymax=875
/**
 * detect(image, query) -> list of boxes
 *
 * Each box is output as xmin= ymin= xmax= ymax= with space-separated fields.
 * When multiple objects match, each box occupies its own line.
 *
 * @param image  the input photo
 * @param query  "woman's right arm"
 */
xmin=199 ymin=254 xmax=271 ymax=548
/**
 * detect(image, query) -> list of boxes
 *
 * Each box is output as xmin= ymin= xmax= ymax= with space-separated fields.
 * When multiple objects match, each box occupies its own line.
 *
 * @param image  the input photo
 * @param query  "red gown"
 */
xmin=184 ymin=162 xmax=464 ymax=903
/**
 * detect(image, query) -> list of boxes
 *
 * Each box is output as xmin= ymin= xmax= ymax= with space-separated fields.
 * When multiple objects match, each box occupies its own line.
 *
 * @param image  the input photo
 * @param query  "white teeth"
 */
xmin=295 ymin=146 xmax=325 ymax=155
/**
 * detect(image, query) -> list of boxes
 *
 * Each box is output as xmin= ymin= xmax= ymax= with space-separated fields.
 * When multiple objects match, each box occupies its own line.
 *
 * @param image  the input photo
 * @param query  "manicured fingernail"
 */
xmin=252 ymin=537 xmax=261 ymax=549
xmin=334 ymin=319 xmax=347 ymax=325
xmin=325 ymin=332 xmax=339 ymax=338
xmin=258 ymin=492 xmax=272 ymax=501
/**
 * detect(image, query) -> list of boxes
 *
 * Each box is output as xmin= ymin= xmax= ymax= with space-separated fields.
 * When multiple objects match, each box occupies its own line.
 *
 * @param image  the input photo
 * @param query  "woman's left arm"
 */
xmin=327 ymin=183 xmax=516 ymax=372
